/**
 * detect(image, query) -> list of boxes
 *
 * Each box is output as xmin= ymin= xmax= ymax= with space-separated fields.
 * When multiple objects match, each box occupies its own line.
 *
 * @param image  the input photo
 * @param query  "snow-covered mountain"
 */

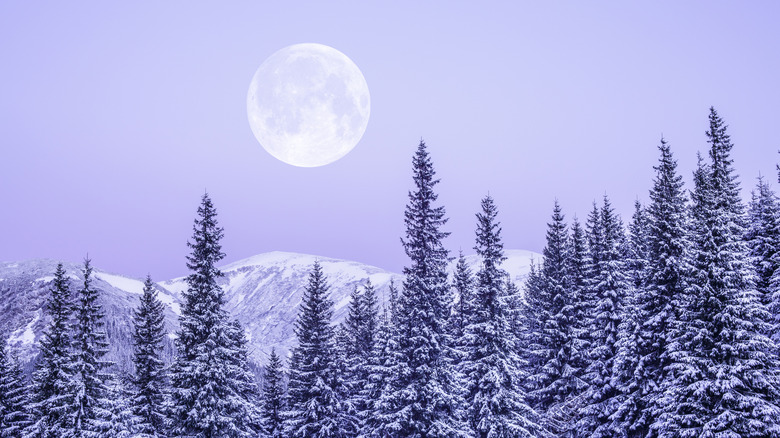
xmin=161 ymin=251 xmax=404 ymax=362
xmin=0 ymin=250 xmax=540 ymax=369
xmin=0 ymin=259 xmax=181 ymax=374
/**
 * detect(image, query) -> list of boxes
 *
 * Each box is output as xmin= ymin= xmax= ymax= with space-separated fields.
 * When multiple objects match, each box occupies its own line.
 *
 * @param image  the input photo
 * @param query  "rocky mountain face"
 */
xmin=0 ymin=250 xmax=539 ymax=370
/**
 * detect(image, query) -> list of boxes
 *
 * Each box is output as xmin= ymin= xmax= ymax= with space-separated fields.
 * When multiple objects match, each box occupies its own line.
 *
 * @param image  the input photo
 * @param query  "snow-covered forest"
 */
xmin=3 ymin=107 xmax=780 ymax=437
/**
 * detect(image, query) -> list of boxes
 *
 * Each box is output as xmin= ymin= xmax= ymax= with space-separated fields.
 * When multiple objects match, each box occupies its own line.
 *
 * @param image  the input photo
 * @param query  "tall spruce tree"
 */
xmin=169 ymin=193 xmax=258 ymax=437
xmin=626 ymin=200 xmax=650 ymax=290
xmin=70 ymin=257 xmax=114 ymax=437
xmin=610 ymin=200 xmax=651 ymax=437
xmin=260 ymin=348 xmax=285 ymax=438
xmin=620 ymin=138 xmax=688 ymax=437
xmin=225 ymin=319 xmax=262 ymax=434
xmin=361 ymin=304 xmax=397 ymax=437
xmin=567 ymin=216 xmax=590 ymax=417
xmin=132 ymin=275 xmax=168 ymax=436
xmin=1 ymin=344 xmax=29 ymax=438
xmin=285 ymin=261 xmax=344 ymax=438
xmin=375 ymin=140 xmax=467 ymax=437
xmin=747 ymin=176 xmax=780 ymax=310
xmin=658 ymin=108 xmax=780 ymax=437
xmin=527 ymin=201 xmax=582 ymax=431
xmin=520 ymin=261 xmax=544 ymax=374
xmin=449 ymin=251 xmax=475 ymax=343
xmin=770 ymin=171 xmax=780 ymax=344
xmin=462 ymin=195 xmax=545 ymax=438
xmin=24 ymin=263 xmax=75 ymax=438
xmin=341 ymin=280 xmax=379 ymax=433
xmin=576 ymin=196 xmax=632 ymax=438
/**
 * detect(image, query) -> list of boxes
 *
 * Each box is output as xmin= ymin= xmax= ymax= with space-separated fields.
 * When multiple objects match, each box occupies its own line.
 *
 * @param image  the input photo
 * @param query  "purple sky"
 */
xmin=1 ymin=2 xmax=779 ymax=281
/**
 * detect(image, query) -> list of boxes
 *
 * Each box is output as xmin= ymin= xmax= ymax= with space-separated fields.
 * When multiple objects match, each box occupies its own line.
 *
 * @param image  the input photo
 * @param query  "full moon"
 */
xmin=247 ymin=43 xmax=371 ymax=167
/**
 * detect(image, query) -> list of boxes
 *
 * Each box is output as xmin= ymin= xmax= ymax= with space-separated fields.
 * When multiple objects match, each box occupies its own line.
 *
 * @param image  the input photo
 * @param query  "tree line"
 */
xmin=2 ymin=106 xmax=780 ymax=437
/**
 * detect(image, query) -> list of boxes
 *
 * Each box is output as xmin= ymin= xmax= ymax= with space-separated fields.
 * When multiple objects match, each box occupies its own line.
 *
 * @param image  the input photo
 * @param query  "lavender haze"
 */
xmin=1 ymin=2 xmax=778 ymax=280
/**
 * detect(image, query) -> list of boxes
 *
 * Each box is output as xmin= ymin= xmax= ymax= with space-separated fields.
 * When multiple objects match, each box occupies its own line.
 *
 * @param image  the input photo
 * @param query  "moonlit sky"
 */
xmin=1 ymin=2 xmax=779 ymax=281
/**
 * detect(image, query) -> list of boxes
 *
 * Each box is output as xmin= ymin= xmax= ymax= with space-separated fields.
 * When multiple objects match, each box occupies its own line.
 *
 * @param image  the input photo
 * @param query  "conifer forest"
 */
xmin=4 ymin=107 xmax=780 ymax=437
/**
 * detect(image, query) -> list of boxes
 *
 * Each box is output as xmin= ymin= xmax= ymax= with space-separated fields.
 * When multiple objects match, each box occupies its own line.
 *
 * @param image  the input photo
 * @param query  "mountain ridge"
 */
xmin=0 ymin=249 xmax=540 ymax=367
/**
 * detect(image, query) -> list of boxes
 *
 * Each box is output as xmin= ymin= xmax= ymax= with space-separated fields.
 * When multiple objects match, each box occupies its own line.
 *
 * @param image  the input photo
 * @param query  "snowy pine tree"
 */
xmin=0 ymin=344 xmax=29 ymax=438
xmin=658 ymin=108 xmax=780 ymax=437
xmin=340 ymin=280 xmax=379 ymax=434
xmin=132 ymin=275 xmax=168 ymax=436
xmin=461 ymin=195 xmax=545 ymax=438
xmin=102 ymin=380 xmax=141 ymax=438
xmin=361 ymin=306 xmax=397 ymax=438
xmin=618 ymin=138 xmax=689 ymax=437
xmin=374 ymin=140 xmax=467 ymax=437
xmin=260 ymin=348 xmax=285 ymax=438
xmin=626 ymin=200 xmax=650 ymax=290
xmin=169 ymin=193 xmax=258 ymax=437
xmin=576 ymin=196 xmax=632 ymax=438
xmin=610 ymin=201 xmax=648 ymax=437
xmin=449 ymin=251 xmax=475 ymax=344
xmin=527 ymin=201 xmax=583 ymax=433
xmin=24 ymin=263 xmax=75 ymax=438
xmin=285 ymin=261 xmax=344 ymax=438
xmin=747 ymin=176 xmax=780 ymax=310
xmin=70 ymin=257 xmax=114 ymax=437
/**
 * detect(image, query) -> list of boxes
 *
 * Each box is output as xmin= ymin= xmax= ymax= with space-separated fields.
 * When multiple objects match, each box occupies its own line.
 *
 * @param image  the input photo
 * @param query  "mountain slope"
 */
xmin=1 ymin=250 xmax=540 ymax=369
xmin=0 ymin=259 xmax=180 ymax=373
xmin=160 ymin=251 xmax=405 ymax=362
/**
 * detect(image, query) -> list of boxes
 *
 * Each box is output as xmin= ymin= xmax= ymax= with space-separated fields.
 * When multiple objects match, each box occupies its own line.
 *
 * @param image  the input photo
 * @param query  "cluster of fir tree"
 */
xmin=521 ymin=107 xmax=780 ymax=437
xmin=0 ymin=193 xmax=261 ymax=437
xmin=260 ymin=108 xmax=780 ymax=438
xmin=267 ymin=140 xmax=548 ymax=438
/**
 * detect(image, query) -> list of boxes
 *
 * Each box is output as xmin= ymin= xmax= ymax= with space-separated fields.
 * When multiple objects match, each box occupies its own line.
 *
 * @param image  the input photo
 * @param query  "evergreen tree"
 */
xmin=618 ymin=138 xmax=689 ymax=437
xmin=361 ymin=305 xmax=397 ymax=437
xmin=576 ymin=196 xmax=632 ymax=438
xmin=770 ymin=175 xmax=780 ymax=345
xmin=260 ymin=348 xmax=285 ymax=438
xmin=747 ymin=176 xmax=780 ymax=310
xmin=332 ymin=324 xmax=358 ymax=438
xmin=462 ymin=195 xmax=545 ymax=437
xmin=70 ymin=257 xmax=113 ymax=436
xmin=102 ymin=380 xmax=141 ymax=438
xmin=285 ymin=261 xmax=344 ymax=438
xmin=169 ymin=193 xmax=258 ymax=437
xmin=449 ymin=251 xmax=475 ymax=343
xmin=527 ymin=201 xmax=582 ymax=432
xmin=225 ymin=319 xmax=262 ymax=434
xmin=611 ymin=202 xmax=647 ymax=436
xmin=387 ymin=279 xmax=399 ymax=328
xmin=566 ymin=217 xmax=590 ymax=419
xmin=1 ymin=344 xmax=29 ymax=438
xmin=24 ymin=263 xmax=75 ymax=438
xmin=360 ymin=281 xmax=379 ymax=357
xmin=659 ymin=108 xmax=780 ymax=437
xmin=132 ymin=275 xmax=168 ymax=436
xmin=568 ymin=218 xmax=587 ymax=300
xmin=375 ymin=141 xmax=467 ymax=437
xmin=341 ymin=280 xmax=379 ymax=434
xmin=626 ymin=200 xmax=650 ymax=290
xmin=520 ymin=261 xmax=544 ymax=375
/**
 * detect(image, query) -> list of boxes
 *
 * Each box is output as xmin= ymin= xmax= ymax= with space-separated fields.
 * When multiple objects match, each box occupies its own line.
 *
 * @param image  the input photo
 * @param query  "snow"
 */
xmin=95 ymin=272 xmax=145 ymax=294
xmin=157 ymin=290 xmax=181 ymax=315
xmin=9 ymin=313 xmax=39 ymax=346
xmin=95 ymin=271 xmax=181 ymax=315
